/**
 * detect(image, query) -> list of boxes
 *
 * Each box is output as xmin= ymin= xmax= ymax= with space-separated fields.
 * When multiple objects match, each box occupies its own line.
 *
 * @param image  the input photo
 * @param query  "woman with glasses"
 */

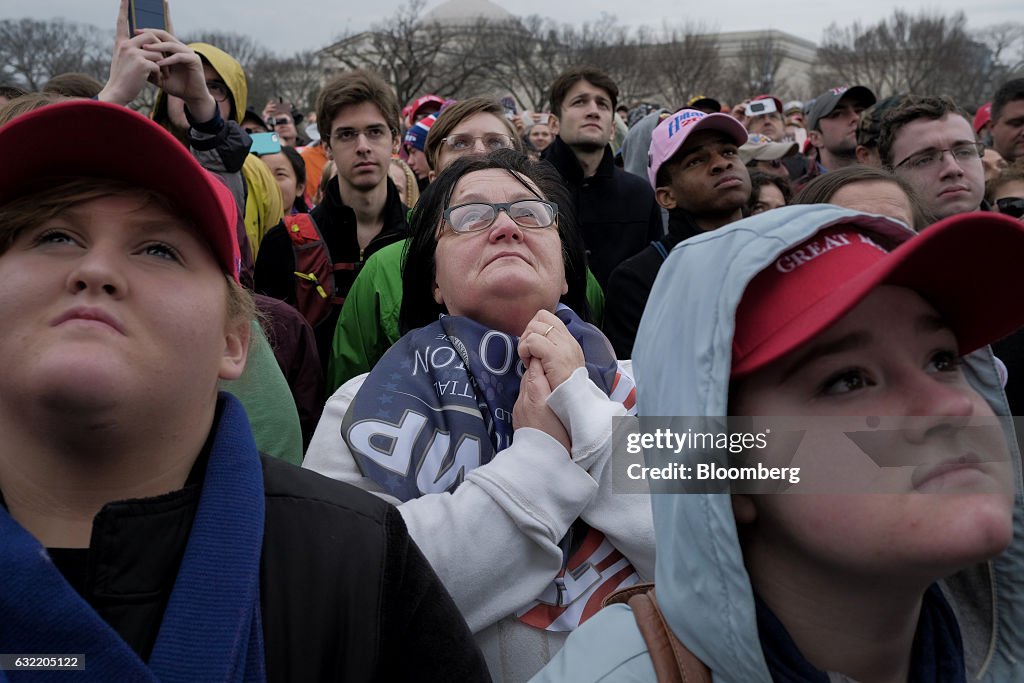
xmin=305 ymin=150 xmax=654 ymax=682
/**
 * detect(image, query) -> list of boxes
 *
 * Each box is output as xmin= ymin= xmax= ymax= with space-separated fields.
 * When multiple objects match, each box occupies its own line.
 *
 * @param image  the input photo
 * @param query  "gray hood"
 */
xmin=632 ymin=204 xmax=1024 ymax=681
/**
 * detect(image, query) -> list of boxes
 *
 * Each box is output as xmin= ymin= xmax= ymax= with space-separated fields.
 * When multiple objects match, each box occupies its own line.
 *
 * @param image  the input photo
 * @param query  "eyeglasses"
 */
xmin=440 ymin=133 xmax=515 ymax=154
xmin=206 ymin=81 xmax=230 ymax=103
xmin=893 ymin=142 xmax=984 ymax=171
xmin=266 ymin=116 xmax=294 ymax=128
xmin=443 ymin=200 xmax=558 ymax=233
xmin=331 ymin=125 xmax=390 ymax=145
xmin=996 ymin=197 xmax=1024 ymax=219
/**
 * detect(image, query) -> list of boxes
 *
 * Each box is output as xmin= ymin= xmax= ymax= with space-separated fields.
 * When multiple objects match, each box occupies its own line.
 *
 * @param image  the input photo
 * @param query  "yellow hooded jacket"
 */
xmin=152 ymin=42 xmax=283 ymax=258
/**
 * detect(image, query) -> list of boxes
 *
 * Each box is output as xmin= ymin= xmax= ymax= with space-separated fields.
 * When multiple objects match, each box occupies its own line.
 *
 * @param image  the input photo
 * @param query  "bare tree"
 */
xmin=321 ymin=0 xmax=498 ymax=106
xmin=485 ymin=15 xmax=563 ymax=111
xmin=814 ymin=10 xmax=983 ymax=103
xmin=725 ymin=35 xmax=788 ymax=103
xmin=252 ymin=51 xmax=324 ymax=114
xmin=644 ymin=23 xmax=722 ymax=109
xmin=0 ymin=18 xmax=108 ymax=90
xmin=974 ymin=22 xmax=1024 ymax=84
xmin=181 ymin=31 xmax=270 ymax=72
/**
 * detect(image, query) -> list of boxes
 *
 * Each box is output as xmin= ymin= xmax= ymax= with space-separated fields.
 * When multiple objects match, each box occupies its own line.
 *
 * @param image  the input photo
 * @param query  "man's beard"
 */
xmin=570 ymin=139 xmax=606 ymax=154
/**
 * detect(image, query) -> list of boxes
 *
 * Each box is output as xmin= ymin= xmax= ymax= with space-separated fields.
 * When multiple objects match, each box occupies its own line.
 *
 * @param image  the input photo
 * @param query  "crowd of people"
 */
xmin=2 ymin=1 xmax=1024 ymax=681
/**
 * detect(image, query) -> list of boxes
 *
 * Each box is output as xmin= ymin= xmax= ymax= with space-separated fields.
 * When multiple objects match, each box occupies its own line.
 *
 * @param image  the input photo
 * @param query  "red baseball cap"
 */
xmin=405 ymin=94 xmax=445 ymax=121
xmin=974 ymin=102 xmax=992 ymax=133
xmin=0 ymin=100 xmax=241 ymax=281
xmin=732 ymin=212 xmax=1024 ymax=377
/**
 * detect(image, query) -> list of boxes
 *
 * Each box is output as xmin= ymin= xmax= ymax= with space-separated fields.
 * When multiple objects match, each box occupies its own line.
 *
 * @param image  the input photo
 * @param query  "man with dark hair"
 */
xmin=542 ymin=66 xmax=661 ymax=289
xmin=603 ymin=109 xmax=750 ymax=358
xmin=255 ymin=68 xmax=409 ymax=368
xmin=991 ymin=78 xmax=1024 ymax=163
xmin=803 ymin=85 xmax=876 ymax=174
xmin=880 ymin=95 xmax=985 ymax=221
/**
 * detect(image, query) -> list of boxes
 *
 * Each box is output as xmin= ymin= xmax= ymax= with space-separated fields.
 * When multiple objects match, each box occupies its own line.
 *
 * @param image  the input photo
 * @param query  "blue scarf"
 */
xmin=0 ymin=394 xmax=266 ymax=683
xmin=344 ymin=306 xmax=640 ymax=631
xmin=756 ymin=583 xmax=965 ymax=682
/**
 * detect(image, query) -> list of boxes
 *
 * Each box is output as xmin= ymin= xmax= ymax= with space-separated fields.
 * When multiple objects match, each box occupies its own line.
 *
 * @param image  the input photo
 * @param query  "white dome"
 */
xmin=421 ymin=0 xmax=514 ymax=25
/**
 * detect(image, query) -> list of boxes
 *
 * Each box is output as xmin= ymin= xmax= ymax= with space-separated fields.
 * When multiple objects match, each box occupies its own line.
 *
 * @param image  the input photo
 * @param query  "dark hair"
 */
xmin=792 ymin=164 xmax=934 ymax=230
xmin=279 ymin=146 xmax=309 ymax=212
xmin=399 ymin=149 xmax=590 ymax=334
xmin=423 ymin=96 xmax=521 ymax=171
xmin=878 ymin=95 xmax=968 ymax=167
xmin=41 ymin=72 xmax=104 ymax=98
xmin=985 ymin=161 xmax=1024 ymax=204
xmin=548 ymin=66 xmax=619 ymax=118
xmin=315 ymin=69 xmax=400 ymax=142
xmin=992 ymin=78 xmax=1024 ymax=123
xmin=747 ymin=172 xmax=792 ymax=213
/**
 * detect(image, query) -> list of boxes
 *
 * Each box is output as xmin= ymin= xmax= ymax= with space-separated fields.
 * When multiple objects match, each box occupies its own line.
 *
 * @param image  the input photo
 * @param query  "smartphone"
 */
xmin=500 ymin=96 xmax=517 ymax=120
xmin=745 ymin=99 xmax=777 ymax=118
xmin=250 ymin=132 xmax=281 ymax=157
xmin=128 ymin=0 xmax=168 ymax=33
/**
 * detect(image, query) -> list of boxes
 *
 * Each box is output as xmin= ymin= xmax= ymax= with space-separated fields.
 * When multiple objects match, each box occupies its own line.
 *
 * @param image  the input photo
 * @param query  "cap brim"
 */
xmin=844 ymin=85 xmax=877 ymax=108
xmin=0 ymin=100 xmax=239 ymax=280
xmin=742 ymin=140 xmax=799 ymax=162
xmin=733 ymin=212 xmax=1024 ymax=376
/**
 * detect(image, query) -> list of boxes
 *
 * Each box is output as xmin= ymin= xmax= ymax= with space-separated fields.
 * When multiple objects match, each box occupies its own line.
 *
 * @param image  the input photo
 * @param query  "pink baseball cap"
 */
xmin=648 ymin=110 xmax=749 ymax=187
xmin=732 ymin=211 xmax=1024 ymax=377
xmin=0 ymin=100 xmax=241 ymax=281
xmin=974 ymin=102 xmax=992 ymax=133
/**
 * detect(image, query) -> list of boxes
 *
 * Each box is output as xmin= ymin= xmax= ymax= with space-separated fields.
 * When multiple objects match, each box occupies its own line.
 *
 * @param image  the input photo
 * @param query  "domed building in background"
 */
xmin=318 ymin=0 xmax=818 ymax=113
xmin=420 ymin=0 xmax=515 ymax=26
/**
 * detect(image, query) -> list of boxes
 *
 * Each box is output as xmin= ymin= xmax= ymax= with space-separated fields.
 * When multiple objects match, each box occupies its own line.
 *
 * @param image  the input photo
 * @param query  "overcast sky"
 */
xmin=3 ymin=0 xmax=1019 ymax=51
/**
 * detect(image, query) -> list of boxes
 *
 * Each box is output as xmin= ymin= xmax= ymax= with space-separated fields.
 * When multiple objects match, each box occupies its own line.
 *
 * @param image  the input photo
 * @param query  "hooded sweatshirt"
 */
xmin=152 ymin=43 xmax=283 ymax=260
xmin=533 ymin=204 xmax=1024 ymax=682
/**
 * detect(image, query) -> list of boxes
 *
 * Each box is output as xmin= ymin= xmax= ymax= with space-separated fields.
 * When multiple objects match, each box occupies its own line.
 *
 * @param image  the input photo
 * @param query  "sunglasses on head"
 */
xmin=996 ymin=197 xmax=1024 ymax=219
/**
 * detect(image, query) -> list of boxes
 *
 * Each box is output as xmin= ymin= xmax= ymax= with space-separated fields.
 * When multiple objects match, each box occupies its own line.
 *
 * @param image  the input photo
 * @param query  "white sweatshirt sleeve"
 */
xmin=302 ymin=372 xmax=613 ymax=633
xmin=546 ymin=363 xmax=657 ymax=582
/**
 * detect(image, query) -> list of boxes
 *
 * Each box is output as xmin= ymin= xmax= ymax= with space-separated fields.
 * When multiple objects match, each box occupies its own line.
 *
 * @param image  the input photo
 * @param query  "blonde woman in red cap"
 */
xmin=0 ymin=100 xmax=487 ymax=682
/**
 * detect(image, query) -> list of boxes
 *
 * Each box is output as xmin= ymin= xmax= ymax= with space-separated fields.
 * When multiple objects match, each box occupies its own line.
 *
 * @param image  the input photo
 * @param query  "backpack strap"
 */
xmin=284 ymin=213 xmax=344 ymax=328
xmin=604 ymin=583 xmax=711 ymax=683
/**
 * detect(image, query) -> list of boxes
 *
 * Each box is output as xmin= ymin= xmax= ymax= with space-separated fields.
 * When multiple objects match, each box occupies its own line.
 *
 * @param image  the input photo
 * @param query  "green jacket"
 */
xmin=326 ymin=239 xmax=606 ymax=395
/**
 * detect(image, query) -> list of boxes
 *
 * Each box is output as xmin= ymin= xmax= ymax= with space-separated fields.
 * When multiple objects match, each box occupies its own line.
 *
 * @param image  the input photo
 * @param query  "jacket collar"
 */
xmin=542 ymin=135 xmax=615 ymax=184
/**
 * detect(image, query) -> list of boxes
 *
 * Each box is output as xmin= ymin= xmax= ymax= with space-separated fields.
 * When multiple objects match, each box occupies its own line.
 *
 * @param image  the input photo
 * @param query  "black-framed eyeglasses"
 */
xmin=893 ymin=142 xmax=984 ymax=171
xmin=266 ymin=116 xmax=294 ymax=128
xmin=206 ymin=81 xmax=230 ymax=103
xmin=440 ymin=133 xmax=515 ymax=154
xmin=996 ymin=196 xmax=1024 ymax=219
xmin=443 ymin=200 xmax=558 ymax=233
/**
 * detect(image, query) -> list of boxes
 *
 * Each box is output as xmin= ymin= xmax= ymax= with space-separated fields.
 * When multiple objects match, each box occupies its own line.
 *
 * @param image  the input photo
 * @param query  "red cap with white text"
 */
xmin=732 ymin=212 xmax=1024 ymax=377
